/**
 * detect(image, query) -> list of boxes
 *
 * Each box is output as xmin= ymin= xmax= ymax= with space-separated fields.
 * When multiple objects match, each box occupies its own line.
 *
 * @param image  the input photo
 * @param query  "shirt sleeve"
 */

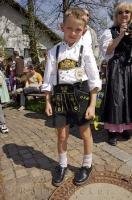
xmin=100 ymin=29 xmax=114 ymax=60
xmin=41 ymin=47 xmax=57 ymax=92
xmin=37 ymin=73 xmax=42 ymax=84
xmin=83 ymin=47 xmax=102 ymax=91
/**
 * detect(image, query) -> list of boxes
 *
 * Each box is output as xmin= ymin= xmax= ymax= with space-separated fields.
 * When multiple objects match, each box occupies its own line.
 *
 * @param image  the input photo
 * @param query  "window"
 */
xmin=4 ymin=48 xmax=14 ymax=57
xmin=38 ymin=49 xmax=47 ymax=58
xmin=24 ymin=48 xmax=30 ymax=58
xmin=22 ymin=25 xmax=28 ymax=34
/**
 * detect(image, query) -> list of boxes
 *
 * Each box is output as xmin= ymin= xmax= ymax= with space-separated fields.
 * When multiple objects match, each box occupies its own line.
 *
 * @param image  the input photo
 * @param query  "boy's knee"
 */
xmin=58 ymin=132 xmax=69 ymax=142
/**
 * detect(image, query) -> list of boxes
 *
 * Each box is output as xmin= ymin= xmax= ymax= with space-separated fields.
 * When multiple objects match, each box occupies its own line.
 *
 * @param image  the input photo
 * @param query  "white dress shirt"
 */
xmin=82 ymin=27 xmax=92 ymax=47
xmin=100 ymin=29 xmax=114 ymax=60
xmin=41 ymin=38 xmax=101 ymax=92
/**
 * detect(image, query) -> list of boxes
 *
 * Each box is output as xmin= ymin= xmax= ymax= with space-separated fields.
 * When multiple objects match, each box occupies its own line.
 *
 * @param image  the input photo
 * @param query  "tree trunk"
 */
xmin=27 ymin=0 xmax=39 ymax=65
xmin=63 ymin=0 xmax=69 ymax=16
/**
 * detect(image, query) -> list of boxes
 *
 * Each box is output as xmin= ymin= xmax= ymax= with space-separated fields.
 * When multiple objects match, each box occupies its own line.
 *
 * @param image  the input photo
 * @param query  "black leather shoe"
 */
xmin=52 ymin=165 xmax=67 ymax=187
xmin=74 ymin=166 xmax=92 ymax=186
xmin=108 ymin=132 xmax=117 ymax=146
xmin=122 ymin=131 xmax=131 ymax=140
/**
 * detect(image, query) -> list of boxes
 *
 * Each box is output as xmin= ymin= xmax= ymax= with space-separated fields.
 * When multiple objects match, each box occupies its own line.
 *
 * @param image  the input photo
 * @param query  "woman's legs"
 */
xmin=0 ymin=103 xmax=6 ymax=125
xmin=0 ymin=104 xmax=8 ymax=134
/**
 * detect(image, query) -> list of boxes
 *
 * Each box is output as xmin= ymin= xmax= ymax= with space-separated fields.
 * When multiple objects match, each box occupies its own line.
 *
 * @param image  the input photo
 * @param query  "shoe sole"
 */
xmin=1 ymin=131 xmax=9 ymax=134
xmin=1 ymin=129 xmax=9 ymax=134
xmin=108 ymin=142 xmax=117 ymax=146
xmin=52 ymin=179 xmax=65 ymax=187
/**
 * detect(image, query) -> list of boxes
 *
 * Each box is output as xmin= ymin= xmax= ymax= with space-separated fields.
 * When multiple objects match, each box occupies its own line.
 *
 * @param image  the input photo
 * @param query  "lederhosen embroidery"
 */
xmin=52 ymin=45 xmax=88 ymax=114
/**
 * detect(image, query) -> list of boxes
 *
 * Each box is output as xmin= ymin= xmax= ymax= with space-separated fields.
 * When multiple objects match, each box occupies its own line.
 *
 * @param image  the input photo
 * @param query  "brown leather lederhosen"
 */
xmin=52 ymin=45 xmax=89 ymax=114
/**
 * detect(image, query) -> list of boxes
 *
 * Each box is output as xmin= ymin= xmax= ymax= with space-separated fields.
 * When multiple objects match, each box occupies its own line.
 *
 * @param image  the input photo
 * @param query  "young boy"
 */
xmin=41 ymin=8 xmax=101 ymax=186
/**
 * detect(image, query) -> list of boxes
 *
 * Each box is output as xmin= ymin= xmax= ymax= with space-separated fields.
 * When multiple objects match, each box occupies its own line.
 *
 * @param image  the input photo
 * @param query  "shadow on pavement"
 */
xmin=2 ymin=143 xmax=78 ymax=175
xmin=24 ymin=112 xmax=47 ymax=120
xmin=24 ymin=113 xmax=55 ymax=128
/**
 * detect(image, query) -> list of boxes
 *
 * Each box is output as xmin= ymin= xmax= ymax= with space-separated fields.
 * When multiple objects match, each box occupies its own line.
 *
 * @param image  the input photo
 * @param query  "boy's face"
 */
xmin=61 ymin=15 xmax=86 ymax=46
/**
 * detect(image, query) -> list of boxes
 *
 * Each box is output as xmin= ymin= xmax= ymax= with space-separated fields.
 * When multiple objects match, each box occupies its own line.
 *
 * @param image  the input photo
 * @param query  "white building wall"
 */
xmin=0 ymin=4 xmax=55 ymax=56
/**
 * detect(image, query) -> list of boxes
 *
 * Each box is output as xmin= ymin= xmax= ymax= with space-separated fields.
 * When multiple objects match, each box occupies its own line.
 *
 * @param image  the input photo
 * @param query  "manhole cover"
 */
xmin=49 ymin=171 xmax=132 ymax=200
xmin=70 ymin=183 xmax=132 ymax=200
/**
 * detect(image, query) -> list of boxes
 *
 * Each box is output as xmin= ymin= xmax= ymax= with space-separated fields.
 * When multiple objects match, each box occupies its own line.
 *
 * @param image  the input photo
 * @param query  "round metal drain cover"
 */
xmin=70 ymin=183 xmax=132 ymax=200
xmin=49 ymin=171 xmax=132 ymax=200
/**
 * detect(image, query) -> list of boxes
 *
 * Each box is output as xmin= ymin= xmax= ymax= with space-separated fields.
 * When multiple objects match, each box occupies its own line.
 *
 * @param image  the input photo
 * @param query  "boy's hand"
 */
xmin=45 ymin=101 xmax=53 ymax=116
xmin=85 ymin=105 xmax=95 ymax=120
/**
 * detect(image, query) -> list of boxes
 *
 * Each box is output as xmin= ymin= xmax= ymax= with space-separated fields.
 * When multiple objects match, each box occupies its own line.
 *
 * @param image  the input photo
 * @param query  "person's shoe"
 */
xmin=74 ymin=166 xmax=92 ymax=186
xmin=108 ymin=132 xmax=117 ymax=146
xmin=122 ymin=131 xmax=131 ymax=140
xmin=18 ymin=106 xmax=25 ymax=111
xmin=52 ymin=165 xmax=67 ymax=187
xmin=1 ymin=124 xmax=9 ymax=134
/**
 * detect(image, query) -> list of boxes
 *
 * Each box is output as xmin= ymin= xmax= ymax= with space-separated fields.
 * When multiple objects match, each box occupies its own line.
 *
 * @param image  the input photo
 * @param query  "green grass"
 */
xmin=26 ymin=98 xmax=45 ymax=113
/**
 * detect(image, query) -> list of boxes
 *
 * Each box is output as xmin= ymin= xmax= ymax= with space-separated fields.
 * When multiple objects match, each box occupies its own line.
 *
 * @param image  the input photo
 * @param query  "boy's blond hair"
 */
xmin=64 ymin=7 xmax=87 ymax=26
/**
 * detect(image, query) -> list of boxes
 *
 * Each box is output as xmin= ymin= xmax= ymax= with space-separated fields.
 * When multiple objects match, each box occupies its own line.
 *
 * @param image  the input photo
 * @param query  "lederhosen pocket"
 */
xmin=52 ymin=84 xmax=80 ymax=113
xmin=75 ymin=82 xmax=90 ymax=114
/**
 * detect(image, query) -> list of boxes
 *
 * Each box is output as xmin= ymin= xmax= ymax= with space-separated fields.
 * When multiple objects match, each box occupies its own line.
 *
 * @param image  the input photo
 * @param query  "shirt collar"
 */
xmin=61 ymin=37 xmax=83 ymax=49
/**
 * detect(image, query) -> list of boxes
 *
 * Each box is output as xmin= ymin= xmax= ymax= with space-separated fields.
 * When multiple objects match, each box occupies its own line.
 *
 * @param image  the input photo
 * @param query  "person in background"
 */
xmin=100 ymin=2 xmax=132 ymax=145
xmin=13 ymin=51 xmax=24 ymax=89
xmin=40 ymin=50 xmax=47 ymax=72
xmin=0 ymin=52 xmax=5 ymax=73
xmin=5 ymin=57 xmax=16 ymax=92
xmin=0 ymin=69 xmax=10 ymax=134
xmin=41 ymin=8 xmax=101 ymax=186
xmin=82 ymin=9 xmax=100 ymax=66
xmin=18 ymin=63 xmax=42 ymax=111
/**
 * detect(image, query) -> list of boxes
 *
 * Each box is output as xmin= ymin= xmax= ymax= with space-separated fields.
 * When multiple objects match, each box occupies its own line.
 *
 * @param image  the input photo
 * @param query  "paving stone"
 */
xmin=113 ymin=150 xmax=132 ymax=162
xmin=30 ymin=168 xmax=42 ymax=178
xmin=118 ymin=164 xmax=132 ymax=177
xmin=93 ymin=154 xmax=106 ymax=165
xmin=101 ymin=143 xmax=132 ymax=162
xmin=126 ymin=160 xmax=132 ymax=168
xmin=4 ymin=179 xmax=16 ymax=200
xmin=15 ymin=168 xmax=28 ymax=178
xmin=33 ymin=182 xmax=53 ymax=200
xmin=1 ymin=169 xmax=15 ymax=181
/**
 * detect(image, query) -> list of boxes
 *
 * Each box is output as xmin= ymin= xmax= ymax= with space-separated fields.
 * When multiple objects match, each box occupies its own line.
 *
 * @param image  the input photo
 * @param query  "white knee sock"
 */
xmin=82 ymin=153 xmax=92 ymax=168
xmin=59 ymin=152 xmax=67 ymax=168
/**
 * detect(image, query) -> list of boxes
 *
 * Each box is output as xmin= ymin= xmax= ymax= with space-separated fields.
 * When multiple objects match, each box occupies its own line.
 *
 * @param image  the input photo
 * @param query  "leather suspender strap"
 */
xmin=78 ymin=45 xmax=83 ymax=67
xmin=56 ymin=45 xmax=60 ymax=85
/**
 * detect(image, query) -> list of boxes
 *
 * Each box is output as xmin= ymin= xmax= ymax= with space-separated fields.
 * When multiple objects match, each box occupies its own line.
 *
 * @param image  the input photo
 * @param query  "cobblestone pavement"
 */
xmin=0 ymin=107 xmax=132 ymax=200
